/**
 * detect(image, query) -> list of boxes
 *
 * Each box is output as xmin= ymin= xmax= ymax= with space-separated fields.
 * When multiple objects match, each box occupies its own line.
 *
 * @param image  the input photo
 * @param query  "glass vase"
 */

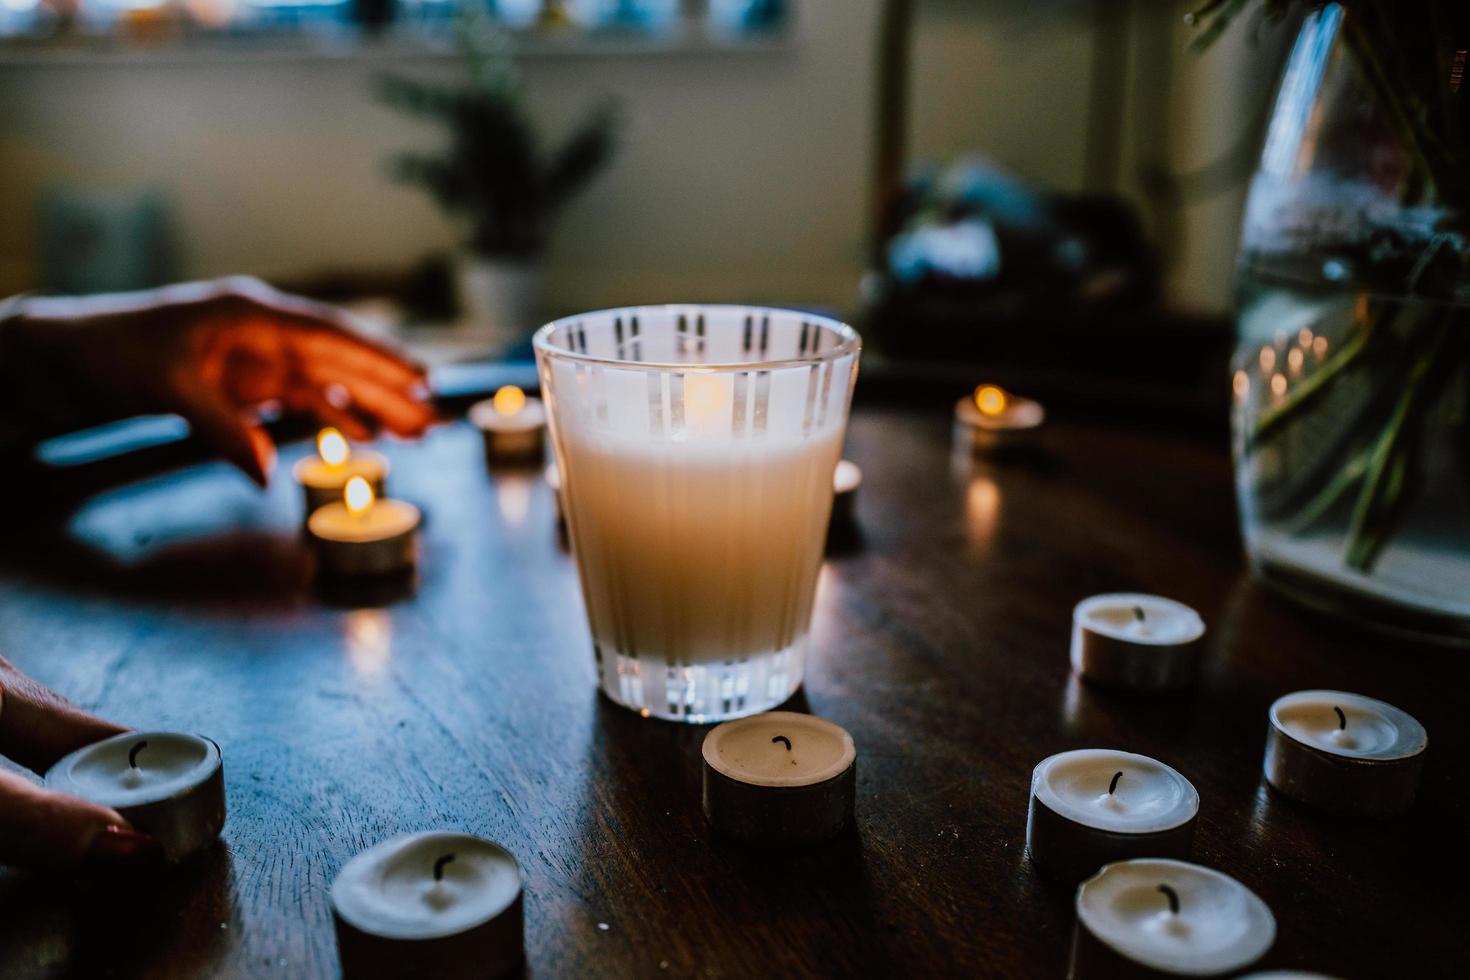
xmin=1233 ymin=5 xmax=1470 ymax=641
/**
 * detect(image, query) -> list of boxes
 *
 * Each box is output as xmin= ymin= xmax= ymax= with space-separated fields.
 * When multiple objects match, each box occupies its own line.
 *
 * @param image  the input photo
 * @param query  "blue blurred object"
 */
xmin=37 ymin=186 xmax=174 ymax=295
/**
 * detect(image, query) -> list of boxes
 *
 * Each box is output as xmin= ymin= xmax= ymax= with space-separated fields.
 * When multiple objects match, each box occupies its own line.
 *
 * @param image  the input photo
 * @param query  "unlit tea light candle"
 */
xmin=469 ymin=386 xmax=547 ymax=464
xmin=1069 ymin=859 xmax=1275 ymax=979
xmin=1264 ymin=690 xmax=1426 ymax=816
xmin=955 ymin=384 xmax=1044 ymax=451
xmin=1028 ymin=749 xmax=1198 ymax=882
xmin=45 ymin=731 xmax=225 ymax=861
xmin=702 ymin=711 xmax=856 ymax=846
xmin=1072 ymin=594 xmax=1206 ymax=692
xmin=333 ymin=831 xmax=524 ymax=980
xmin=308 ymin=477 xmax=421 ymax=578
xmin=292 ymin=428 xmax=388 ymax=514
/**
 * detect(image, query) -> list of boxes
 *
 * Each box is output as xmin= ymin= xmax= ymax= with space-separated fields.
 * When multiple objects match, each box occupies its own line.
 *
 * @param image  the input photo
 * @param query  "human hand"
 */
xmin=13 ymin=277 xmax=434 ymax=486
xmin=0 ymin=655 xmax=160 ymax=870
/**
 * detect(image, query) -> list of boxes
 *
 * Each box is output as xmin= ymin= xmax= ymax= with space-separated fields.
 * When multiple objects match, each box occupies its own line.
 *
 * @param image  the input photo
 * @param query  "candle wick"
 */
xmin=128 ymin=740 xmax=148 ymax=769
xmin=433 ymin=853 xmax=455 ymax=882
xmin=771 ymin=735 xmax=792 ymax=751
xmin=1333 ymin=705 xmax=1347 ymax=730
xmin=1108 ymin=771 xmax=1122 ymax=795
xmin=1157 ymin=883 xmax=1180 ymax=916
xmin=1132 ymin=606 xmax=1146 ymax=623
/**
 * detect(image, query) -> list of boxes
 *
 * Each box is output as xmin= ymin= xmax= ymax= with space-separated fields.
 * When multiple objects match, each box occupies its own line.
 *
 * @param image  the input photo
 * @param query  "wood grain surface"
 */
xmin=0 ymin=405 xmax=1465 ymax=979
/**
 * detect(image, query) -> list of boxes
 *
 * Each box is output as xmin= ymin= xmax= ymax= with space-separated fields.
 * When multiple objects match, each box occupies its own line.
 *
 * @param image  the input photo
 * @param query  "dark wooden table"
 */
xmin=1 ymin=404 xmax=1466 ymax=979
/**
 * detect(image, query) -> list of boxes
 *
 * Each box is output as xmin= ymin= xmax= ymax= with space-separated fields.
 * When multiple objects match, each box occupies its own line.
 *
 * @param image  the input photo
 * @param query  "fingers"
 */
xmin=284 ymin=317 xmax=427 ymax=392
xmin=0 ymin=659 xmax=128 ymax=773
xmin=282 ymin=383 xmax=374 ymax=442
xmin=177 ymin=382 xmax=276 ymax=487
xmin=0 ymin=769 xmax=161 ymax=870
xmin=307 ymin=372 xmax=435 ymax=439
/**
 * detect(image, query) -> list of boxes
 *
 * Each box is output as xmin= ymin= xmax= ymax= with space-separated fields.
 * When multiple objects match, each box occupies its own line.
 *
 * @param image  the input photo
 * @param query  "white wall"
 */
xmin=0 ymin=0 xmax=1291 ymax=316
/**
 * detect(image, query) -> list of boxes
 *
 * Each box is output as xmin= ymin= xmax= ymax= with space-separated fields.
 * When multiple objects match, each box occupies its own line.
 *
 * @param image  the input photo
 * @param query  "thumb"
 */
xmin=0 ymin=769 xmax=161 ymax=870
xmin=180 ymin=388 xmax=276 ymax=488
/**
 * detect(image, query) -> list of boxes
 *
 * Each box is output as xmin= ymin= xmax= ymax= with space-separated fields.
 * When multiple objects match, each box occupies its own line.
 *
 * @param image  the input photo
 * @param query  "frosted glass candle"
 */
xmin=1028 ymin=749 xmax=1199 ymax=881
xmin=46 ymin=731 xmax=226 ymax=861
xmin=1071 ymin=594 xmax=1206 ymax=692
xmin=1264 ymin=690 xmax=1427 ymax=816
xmin=1070 ymin=859 xmax=1275 ymax=979
xmin=702 ymin=711 xmax=857 ymax=846
xmin=332 ymin=832 xmax=523 ymax=980
xmin=534 ymin=306 xmax=860 ymax=722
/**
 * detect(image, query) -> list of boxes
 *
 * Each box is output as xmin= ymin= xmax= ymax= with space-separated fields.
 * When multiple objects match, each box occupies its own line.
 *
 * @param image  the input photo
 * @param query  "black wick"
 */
xmin=1333 ymin=706 xmax=1347 ymax=730
xmin=433 ymin=853 xmax=455 ymax=882
xmin=1109 ymin=771 xmax=1123 ymax=795
xmin=1158 ymin=883 xmax=1180 ymax=915
xmin=128 ymin=740 xmax=148 ymax=769
xmin=772 ymin=735 xmax=792 ymax=751
xmin=1133 ymin=606 xmax=1146 ymax=623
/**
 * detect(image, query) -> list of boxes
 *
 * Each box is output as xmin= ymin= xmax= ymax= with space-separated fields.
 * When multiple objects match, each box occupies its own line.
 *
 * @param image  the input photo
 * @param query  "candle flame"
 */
xmin=318 ymin=428 xmax=349 ymax=467
xmin=493 ymin=385 xmax=526 ymax=418
xmin=345 ymin=476 xmax=374 ymax=515
xmin=974 ymin=385 xmax=1008 ymax=417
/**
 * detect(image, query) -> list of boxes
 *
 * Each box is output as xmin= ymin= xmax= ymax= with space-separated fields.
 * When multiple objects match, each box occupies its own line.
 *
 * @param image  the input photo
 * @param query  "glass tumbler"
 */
xmin=534 ymin=305 xmax=861 ymax=721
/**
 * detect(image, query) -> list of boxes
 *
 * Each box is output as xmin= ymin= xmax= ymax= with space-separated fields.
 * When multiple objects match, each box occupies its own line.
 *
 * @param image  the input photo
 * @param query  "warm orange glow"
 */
xmin=1271 ymin=373 xmax=1288 ymax=397
xmin=1259 ymin=347 xmax=1276 ymax=373
xmin=1232 ymin=370 xmax=1250 ymax=401
xmin=1313 ymin=335 xmax=1328 ymax=360
xmin=1287 ymin=348 xmax=1304 ymax=376
xmin=493 ymin=385 xmax=527 ymax=417
xmin=318 ymin=428 xmax=349 ymax=467
xmin=1298 ymin=328 xmax=1314 ymax=349
xmin=683 ymin=372 xmax=729 ymax=428
xmin=345 ymin=476 xmax=375 ymax=515
xmin=974 ymin=385 xmax=1008 ymax=417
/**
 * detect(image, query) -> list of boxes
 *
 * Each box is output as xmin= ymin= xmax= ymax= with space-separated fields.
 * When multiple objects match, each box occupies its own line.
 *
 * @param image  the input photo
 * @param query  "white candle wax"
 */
xmin=1071 ymin=594 xmax=1206 ymax=692
xmin=702 ymin=711 xmax=857 ymax=845
xmin=1028 ymin=750 xmax=1198 ymax=881
xmin=45 ymin=731 xmax=226 ymax=860
xmin=1071 ymin=859 xmax=1276 ymax=978
xmin=1264 ymin=690 xmax=1426 ymax=816
xmin=333 ymin=832 xmax=523 ymax=980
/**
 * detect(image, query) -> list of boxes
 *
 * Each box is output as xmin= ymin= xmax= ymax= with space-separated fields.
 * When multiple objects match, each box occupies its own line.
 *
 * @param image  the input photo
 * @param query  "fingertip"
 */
xmin=84 ymin=824 xmax=165 ymax=869
xmin=246 ymin=428 xmax=275 ymax=488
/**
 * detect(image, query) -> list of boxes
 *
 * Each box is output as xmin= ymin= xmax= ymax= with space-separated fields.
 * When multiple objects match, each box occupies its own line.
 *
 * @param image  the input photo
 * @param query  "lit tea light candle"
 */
xmin=702 ymin=711 xmax=856 ymax=846
xmin=954 ymin=384 xmax=1044 ymax=452
xmin=1027 ymin=749 xmax=1199 ymax=882
xmin=45 ymin=730 xmax=226 ymax=862
xmin=1263 ymin=690 xmax=1427 ymax=816
xmin=292 ymin=428 xmax=389 ymax=515
xmin=1071 ymin=594 xmax=1206 ymax=692
xmin=830 ymin=459 xmax=862 ymax=526
xmin=1070 ymin=859 xmax=1275 ymax=979
xmin=469 ymin=386 xmax=547 ymax=465
xmin=307 ymin=476 xmax=421 ymax=578
xmin=332 ymin=831 xmax=524 ymax=980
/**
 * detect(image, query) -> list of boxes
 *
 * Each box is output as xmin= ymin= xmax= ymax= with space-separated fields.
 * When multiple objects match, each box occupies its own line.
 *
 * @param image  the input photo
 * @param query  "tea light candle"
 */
xmin=1027 ymin=749 xmax=1198 ymax=882
xmin=1069 ymin=859 xmax=1275 ymax=979
xmin=1071 ymin=594 xmax=1206 ymax=692
xmin=332 ymin=831 xmax=524 ymax=980
xmin=954 ymin=384 xmax=1044 ymax=451
xmin=1264 ymin=690 xmax=1427 ymax=816
xmin=702 ymin=711 xmax=856 ymax=846
xmin=469 ymin=386 xmax=546 ymax=464
xmin=308 ymin=476 xmax=421 ymax=578
xmin=831 ymin=459 xmax=861 ymax=526
xmin=45 ymin=731 xmax=225 ymax=861
xmin=292 ymin=428 xmax=389 ymax=514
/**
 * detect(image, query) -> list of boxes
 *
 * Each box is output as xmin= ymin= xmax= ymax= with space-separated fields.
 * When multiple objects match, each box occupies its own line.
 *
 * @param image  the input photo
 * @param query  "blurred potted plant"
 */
xmin=1197 ymin=0 xmax=1470 ymax=639
xmin=378 ymin=7 xmax=619 ymax=346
